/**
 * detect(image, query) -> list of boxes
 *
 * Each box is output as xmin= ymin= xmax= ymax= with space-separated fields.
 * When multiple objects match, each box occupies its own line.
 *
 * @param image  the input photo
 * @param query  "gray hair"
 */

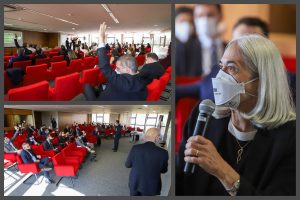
xmin=118 ymin=55 xmax=138 ymax=73
xmin=227 ymin=34 xmax=295 ymax=129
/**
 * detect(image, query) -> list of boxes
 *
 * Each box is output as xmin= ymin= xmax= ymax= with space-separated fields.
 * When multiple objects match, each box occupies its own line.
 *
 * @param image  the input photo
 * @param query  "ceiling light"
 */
xmin=18 ymin=17 xmax=22 ymax=20
xmin=107 ymin=26 xmax=111 ymax=29
xmin=143 ymin=105 xmax=148 ymax=107
xmin=72 ymin=28 xmax=75 ymax=30
xmin=101 ymin=4 xmax=119 ymax=24
xmin=101 ymin=4 xmax=111 ymax=13
xmin=154 ymin=24 xmax=158 ymax=27
xmin=4 ymin=23 xmax=13 ymax=26
xmin=67 ymin=13 xmax=72 ymax=16
xmin=43 ymin=28 xmax=47 ymax=31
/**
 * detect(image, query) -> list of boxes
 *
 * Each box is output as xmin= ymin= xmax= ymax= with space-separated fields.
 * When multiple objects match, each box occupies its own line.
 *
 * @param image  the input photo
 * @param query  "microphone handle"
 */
xmin=184 ymin=113 xmax=208 ymax=174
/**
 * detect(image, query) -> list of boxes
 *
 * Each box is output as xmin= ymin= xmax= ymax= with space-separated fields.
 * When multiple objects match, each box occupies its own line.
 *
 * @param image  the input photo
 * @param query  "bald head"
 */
xmin=144 ymin=128 xmax=160 ymax=142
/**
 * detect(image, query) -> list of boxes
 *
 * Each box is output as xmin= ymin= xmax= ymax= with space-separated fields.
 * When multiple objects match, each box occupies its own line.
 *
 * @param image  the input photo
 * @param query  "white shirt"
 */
xmin=198 ymin=35 xmax=224 ymax=76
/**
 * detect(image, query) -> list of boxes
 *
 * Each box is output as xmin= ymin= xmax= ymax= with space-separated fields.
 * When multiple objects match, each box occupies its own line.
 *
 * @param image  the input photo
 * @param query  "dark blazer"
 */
xmin=125 ymin=142 xmax=169 ymax=196
xmin=97 ymin=47 xmax=147 ymax=101
xmin=176 ymin=105 xmax=296 ymax=195
xmin=8 ymin=55 xmax=30 ymax=68
xmin=138 ymin=62 xmax=166 ymax=85
xmin=21 ymin=149 xmax=37 ymax=164
xmin=42 ymin=140 xmax=55 ymax=151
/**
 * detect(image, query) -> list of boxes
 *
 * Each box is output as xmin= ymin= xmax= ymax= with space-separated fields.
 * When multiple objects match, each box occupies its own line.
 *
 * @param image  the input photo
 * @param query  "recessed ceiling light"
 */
xmin=18 ymin=17 xmax=22 ymax=21
xmin=107 ymin=26 xmax=111 ymax=29
xmin=43 ymin=28 xmax=47 ymax=31
xmin=143 ymin=105 xmax=148 ymax=107
xmin=67 ymin=13 xmax=72 ymax=16
xmin=72 ymin=28 xmax=75 ymax=30
xmin=154 ymin=24 xmax=158 ymax=27
xmin=4 ymin=23 xmax=13 ymax=26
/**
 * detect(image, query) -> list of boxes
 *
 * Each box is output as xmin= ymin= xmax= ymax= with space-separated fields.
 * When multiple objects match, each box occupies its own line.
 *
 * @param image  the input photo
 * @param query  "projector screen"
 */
xmin=4 ymin=30 xmax=23 ymax=47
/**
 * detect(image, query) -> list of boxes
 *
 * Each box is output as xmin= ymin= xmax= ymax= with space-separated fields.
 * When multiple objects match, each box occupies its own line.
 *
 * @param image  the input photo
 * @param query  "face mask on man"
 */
xmin=194 ymin=16 xmax=218 ymax=39
xmin=175 ymin=21 xmax=193 ymax=43
xmin=115 ymin=69 xmax=121 ymax=74
xmin=212 ymin=70 xmax=258 ymax=108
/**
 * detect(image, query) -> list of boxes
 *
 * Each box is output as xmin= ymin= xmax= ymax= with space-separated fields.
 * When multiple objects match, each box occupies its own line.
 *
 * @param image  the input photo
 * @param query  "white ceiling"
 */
xmin=4 ymin=4 xmax=171 ymax=34
xmin=4 ymin=105 xmax=171 ymax=114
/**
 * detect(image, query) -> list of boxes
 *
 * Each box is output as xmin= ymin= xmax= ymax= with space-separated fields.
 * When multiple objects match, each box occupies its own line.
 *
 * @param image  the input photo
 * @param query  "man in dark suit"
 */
xmin=51 ymin=117 xmax=57 ymax=129
xmin=32 ymin=47 xmax=47 ymax=65
xmin=20 ymin=142 xmax=55 ymax=184
xmin=42 ymin=135 xmax=60 ymax=153
xmin=138 ymin=53 xmax=166 ymax=85
xmin=125 ymin=128 xmax=169 ymax=196
xmin=7 ymin=48 xmax=31 ymax=68
xmin=92 ymin=126 xmax=101 ymax=146
xmin=112 ymin=120 xmax=122 ymax=152
xmin=83 ymin=22 xmax=147 ymax=101
xmin=66 ymin=38 xmax=70 ymax=50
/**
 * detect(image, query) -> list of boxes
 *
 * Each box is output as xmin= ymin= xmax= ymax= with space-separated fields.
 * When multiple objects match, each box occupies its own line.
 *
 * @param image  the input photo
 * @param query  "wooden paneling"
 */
xmin=4 ymin=108 xmax=33 ymax=115
xmin=4 ymin=30 xmax=59 ymax=55
xmin=58 ymin=112 xmax=88 ymax=130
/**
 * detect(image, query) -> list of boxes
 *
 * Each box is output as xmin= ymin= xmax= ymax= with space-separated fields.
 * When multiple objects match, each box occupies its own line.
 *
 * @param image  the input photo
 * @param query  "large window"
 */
xmin=130 ymin=113 xmax=169 ymax=135
xmin=92 ymin=113 xmax=110 ymax=124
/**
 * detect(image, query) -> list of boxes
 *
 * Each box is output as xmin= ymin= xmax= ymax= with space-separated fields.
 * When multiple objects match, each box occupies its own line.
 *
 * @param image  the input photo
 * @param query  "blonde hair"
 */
xmin=226 ymin=34 xmax=295 ymax=129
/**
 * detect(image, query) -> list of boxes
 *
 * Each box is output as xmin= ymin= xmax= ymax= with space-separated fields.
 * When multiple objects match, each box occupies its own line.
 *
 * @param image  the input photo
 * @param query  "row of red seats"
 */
xmin=147 ymin=66 xmax=172 ymax=101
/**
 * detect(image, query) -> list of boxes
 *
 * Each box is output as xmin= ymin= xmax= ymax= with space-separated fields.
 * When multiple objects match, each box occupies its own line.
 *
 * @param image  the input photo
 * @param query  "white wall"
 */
xmin=119 ymin=113 xmax=131 ymax=126
xmin=109 ymin=113 xmax=120 ymax=124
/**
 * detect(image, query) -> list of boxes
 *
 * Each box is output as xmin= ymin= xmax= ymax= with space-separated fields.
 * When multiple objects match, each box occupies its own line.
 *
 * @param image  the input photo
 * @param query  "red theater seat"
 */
xmin=80 ymin=68 xmax=100 ymax=92
xmin=4 ymin=61 xmax=8 ymax=70
xmin=49 ymin=72 xmax=81 ymax=101
xmin=69 ymin=59 xmax=83 ymax=73
xmin=136 ymin=55 xmax=145 ymax=66
xmin=283 ymin=56 xmax=296 ymax=73
xmin=35 ymin=57 xmax=50 ymax=67
xmin=12 ymin=60 xmax=32 ymax=71
xmin=31 ymin=144 xmax=56 ymax=158
xmin=8 ymin=81 xmax=50 ymax=101
xmin=23 ymin=64 xmax=48 ymax=86
xmin=49 ymin=51 xmax=59 ymax=58
xmin=52 ymin=55 xmax=64 ymax=62
xmin=16 ymin=155 xmax=42 ymax=184
xmin=52 ymin=152 xmax=80 ymax=187
xmin=48 ymin=61 xmax=68 ymax=80
xmin=159 ymin=72 xmax=171 ymax=91
xmin=147 ymin=79 xmax=161 ymax=101
xmin=83 ymin=57 xmax=95 ymax=70
xmin=4 ymin=56 xmax=12 ymax=62
xmin=61 ymin=146 xmax=84 ymax=164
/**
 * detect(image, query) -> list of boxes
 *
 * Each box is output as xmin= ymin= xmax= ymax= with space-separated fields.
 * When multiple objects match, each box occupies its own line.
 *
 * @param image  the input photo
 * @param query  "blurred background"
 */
xmin=175 ymin=4 xmax=296 ymax=152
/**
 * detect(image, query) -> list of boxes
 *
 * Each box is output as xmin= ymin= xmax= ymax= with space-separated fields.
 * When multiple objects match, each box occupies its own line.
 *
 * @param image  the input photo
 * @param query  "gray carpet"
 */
xmin=4 ymin=137 xmax=170 ymax=196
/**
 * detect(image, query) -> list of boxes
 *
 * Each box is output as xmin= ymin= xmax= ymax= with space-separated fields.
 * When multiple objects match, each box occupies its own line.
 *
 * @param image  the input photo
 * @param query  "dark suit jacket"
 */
xmin=176 ymin=105 xmax=296 ymax=195
xmin=138 ymin=62 xmax=166 ymax=85
xmin=21 ymin=149 xmax=37 ymax=164
xmin=42 ymin=140 xmax=55 ymax=151
xmin=125 ymin=142 xmax=169 ymax=196
xmin=8 ymin=55 xmax=30 ymax=68
xmin=97 ymin=47 xmax=147 ymax=101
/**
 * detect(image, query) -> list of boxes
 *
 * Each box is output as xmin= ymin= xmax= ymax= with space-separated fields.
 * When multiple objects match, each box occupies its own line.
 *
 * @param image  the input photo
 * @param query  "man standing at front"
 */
xmin=125 ymin=128 xmax=169 ymax=196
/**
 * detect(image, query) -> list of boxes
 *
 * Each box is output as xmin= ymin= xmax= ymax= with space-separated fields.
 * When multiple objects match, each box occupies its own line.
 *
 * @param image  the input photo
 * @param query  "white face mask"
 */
xmin=115 ymin=69 xmax=121 ymax=74
xmin=212 ymin=70 xmax=258 ymax=108
xmin=194 ymin=17 xmax=218 ymax=39
xmin=175 ymin=21 xmax=193 ymax=43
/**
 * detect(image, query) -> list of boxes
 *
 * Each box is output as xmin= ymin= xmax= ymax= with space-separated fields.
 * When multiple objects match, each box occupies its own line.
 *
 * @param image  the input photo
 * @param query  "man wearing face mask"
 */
xmin=83 ymin=22 xmax=147 ymax=101
xmin=176 ymin=34 xmax=296 ymax=195
xmin=175 ymin=7 xmax=194 ymax=76
xmin=176 ymin=4 xmax=225 ymax=77
xmin=125 ymin=128 xmax=169 ymax=196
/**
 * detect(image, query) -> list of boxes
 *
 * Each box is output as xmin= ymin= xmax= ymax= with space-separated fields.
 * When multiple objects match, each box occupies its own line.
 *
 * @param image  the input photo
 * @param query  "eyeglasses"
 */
xmin=218 ymin=63 xmax=240 ymax=76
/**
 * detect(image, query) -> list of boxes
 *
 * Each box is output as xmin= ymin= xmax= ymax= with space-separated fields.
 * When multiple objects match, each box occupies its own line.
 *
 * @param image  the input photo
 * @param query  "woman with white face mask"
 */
xmin=176 ymin=34 xmax=296 ymax=196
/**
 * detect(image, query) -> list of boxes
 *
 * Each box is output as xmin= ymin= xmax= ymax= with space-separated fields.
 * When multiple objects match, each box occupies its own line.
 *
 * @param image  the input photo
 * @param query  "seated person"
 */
xmin=42 ymin=135 xmax=60 ymax=153
xmin=7 ymin=48 xmax=30 ymax=68
xmin=32 ymin=47 xmax=47 ymax=65
xmin=20 ymin=142 xmax=55 ymax=184
xmin=26 ymin=132 xmax=38 ymax=145
xmin=76 ymin=132 xmax=96 ymax=161
xmin=4 ymin=130 xmax=20 ymax=154
xmin=83 ymin=22 xmax=147 ymax=101
xmin=14 ymin=34 xmax=32 ymax=55
xmin=27 ymin=124 xmax=36 ymax=134
xmin=127 ymin=47 xmax=136 ymax=57
xmin=138 ymin=52 xmax=166 ymax=85
xmin=75 ymin=46 xmax=84 ymax=59
xmin=81 ymin=131 xmax=95 ymax=149
xmin=93 ymin=127 xmax=102 ymax=146
xmin=58 ymin=131 xmax=69 ymax=147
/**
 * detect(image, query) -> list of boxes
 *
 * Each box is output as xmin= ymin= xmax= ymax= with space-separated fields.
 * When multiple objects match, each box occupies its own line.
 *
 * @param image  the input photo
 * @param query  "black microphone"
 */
xmin=184 ymin=99 xmax=215 ymax=174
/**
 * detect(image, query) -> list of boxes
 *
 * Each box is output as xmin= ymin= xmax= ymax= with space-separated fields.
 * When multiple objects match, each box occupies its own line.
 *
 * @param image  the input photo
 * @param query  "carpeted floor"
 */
xmin=4 ymin=137 xmax=170 ymax=196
